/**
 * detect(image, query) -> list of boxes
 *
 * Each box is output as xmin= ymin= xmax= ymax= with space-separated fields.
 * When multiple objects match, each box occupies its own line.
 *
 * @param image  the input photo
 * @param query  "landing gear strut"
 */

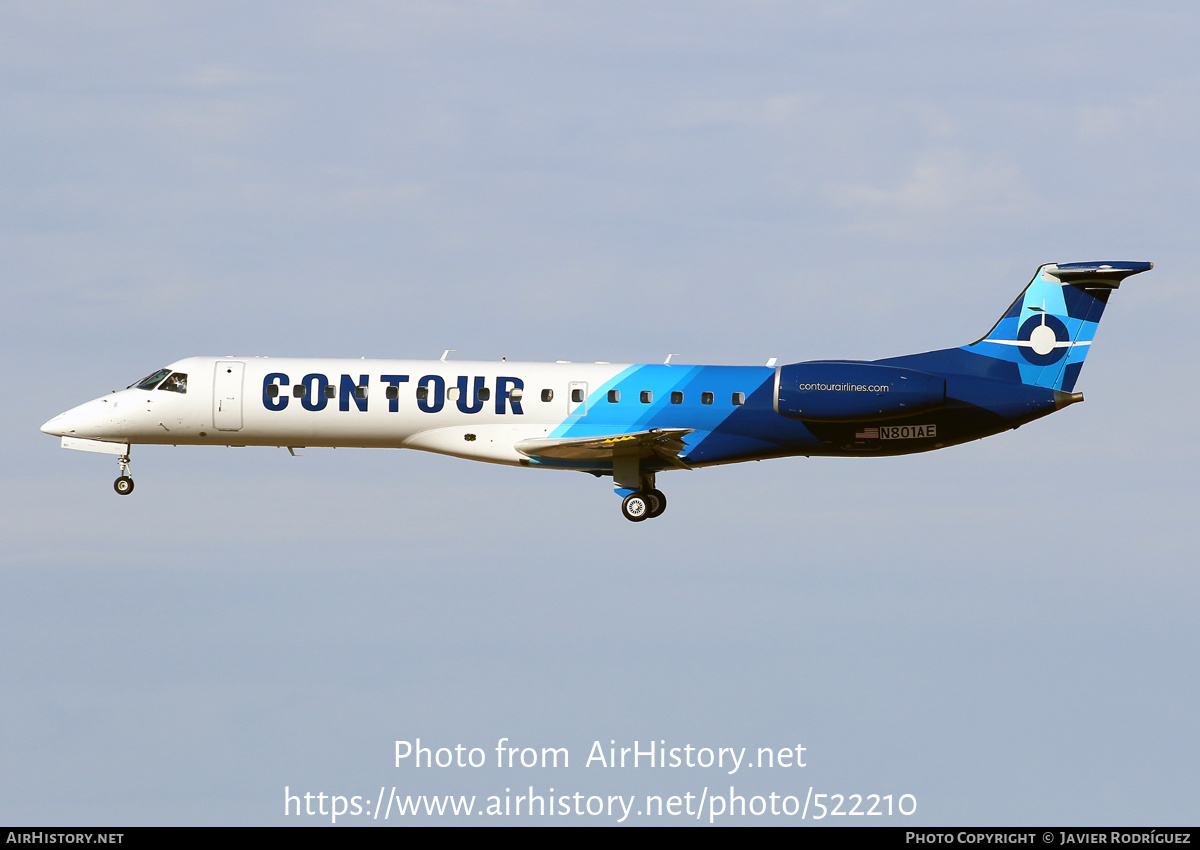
xmin=114 ymin=453 xmax=134 ymax=496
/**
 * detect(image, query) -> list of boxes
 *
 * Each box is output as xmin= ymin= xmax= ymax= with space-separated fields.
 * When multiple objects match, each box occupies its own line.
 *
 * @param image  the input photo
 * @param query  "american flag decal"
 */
xmin=855 ymin=427 xmax=879 ymax=439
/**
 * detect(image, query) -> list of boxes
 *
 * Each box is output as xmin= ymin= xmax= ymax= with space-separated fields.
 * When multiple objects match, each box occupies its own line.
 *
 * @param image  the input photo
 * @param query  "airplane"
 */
xmin=41 ymin=261 xmax=1149 ymax=521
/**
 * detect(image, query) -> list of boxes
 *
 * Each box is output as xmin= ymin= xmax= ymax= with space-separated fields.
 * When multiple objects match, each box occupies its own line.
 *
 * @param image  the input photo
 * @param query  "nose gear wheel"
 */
xmin=113 ymin=453 xmax=134 ymax=496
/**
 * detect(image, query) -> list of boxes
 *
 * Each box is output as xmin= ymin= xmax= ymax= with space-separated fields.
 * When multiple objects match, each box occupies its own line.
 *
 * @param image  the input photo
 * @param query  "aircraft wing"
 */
xmin=514 ymin=428 xmax=694 ymax=468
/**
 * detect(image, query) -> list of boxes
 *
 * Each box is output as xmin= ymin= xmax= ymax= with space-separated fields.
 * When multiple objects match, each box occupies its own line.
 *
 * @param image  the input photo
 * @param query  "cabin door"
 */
xmin=213 ymin=361 xmax=245 ymax=431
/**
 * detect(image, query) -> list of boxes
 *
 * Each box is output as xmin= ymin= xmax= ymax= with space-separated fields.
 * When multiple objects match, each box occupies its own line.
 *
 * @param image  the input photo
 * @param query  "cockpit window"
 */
xmin=159 ymin=372 xmax=187 ymax=394
xmin=132 ymin=368 xmax=171 ymax=390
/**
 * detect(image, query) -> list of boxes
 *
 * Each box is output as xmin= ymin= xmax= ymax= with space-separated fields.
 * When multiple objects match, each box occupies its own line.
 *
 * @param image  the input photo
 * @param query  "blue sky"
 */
xmin=2 ymin=1 xmax=1197 ymax=824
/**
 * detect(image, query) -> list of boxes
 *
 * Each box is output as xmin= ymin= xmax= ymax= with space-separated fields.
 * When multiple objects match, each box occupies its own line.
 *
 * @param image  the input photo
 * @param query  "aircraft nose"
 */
xmin=41 ymin=413 xmax=68 ymax=437
xmin=40 ymin=399 xmax=100 ymax=438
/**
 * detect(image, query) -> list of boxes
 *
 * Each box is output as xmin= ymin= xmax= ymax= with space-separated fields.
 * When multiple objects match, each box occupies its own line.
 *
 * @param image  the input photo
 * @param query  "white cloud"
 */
xmin=829 ymin=150 xmax=1034 ymax=234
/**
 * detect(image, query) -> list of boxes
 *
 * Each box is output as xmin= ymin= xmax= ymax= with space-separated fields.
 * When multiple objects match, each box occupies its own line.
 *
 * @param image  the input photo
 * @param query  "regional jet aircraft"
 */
xmin=41 ymin=261 xmax=1149 ymax=521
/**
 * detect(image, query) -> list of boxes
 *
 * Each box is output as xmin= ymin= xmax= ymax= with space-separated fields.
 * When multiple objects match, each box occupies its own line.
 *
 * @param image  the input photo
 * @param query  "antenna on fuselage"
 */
xmin=664 ymin=353 xmax=679 ymax=365
xmin=440 ymin=349 xmax=455 ymax=362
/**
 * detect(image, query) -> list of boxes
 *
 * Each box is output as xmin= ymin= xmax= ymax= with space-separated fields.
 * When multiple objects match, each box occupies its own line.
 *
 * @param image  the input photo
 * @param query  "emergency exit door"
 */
xmin=213 ymin=361 xmax=245 ymax=431
xmin=568 ymin=381 xmax=588 ymax=416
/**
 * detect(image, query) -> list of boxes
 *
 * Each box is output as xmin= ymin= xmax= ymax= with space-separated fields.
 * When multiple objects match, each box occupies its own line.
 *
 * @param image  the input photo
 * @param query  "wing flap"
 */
xmin=515 ymin=428 xmax=694 ymax=467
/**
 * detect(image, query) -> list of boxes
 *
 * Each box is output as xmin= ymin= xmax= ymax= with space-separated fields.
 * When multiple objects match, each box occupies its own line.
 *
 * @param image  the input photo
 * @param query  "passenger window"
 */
xmin=670 ymin=391 xmax=683 ymax=404
xmin=416 ymin=386 xmax=429 ymax=401
xmin=324 ymin=385 xmax=336 ymax=399
xmin=640 ymin=391 xmax=653 ymax=404
xmin=293 ymin=385 xmax=305 ymax=398
xmin=571 ymin=388 xmax=584 ymax=403
xmin=510 ymin=388 xmax=524 ymax=400
xmin=355 ymin=386 xmax=367 ymax=400
xmin=132 ymin=368 xmax=171 ymax=390
xmin=478 ymin=387 xmax=490 ymax=401
xmin=266 ymin=384 xmax=280 ymax=398
xmin=541 ymin=389 xmax=554 ymax=402
xmin=447 ymin=387 xmax=461 ymax=401
xmin=702 ymin=391 xmax=714 ymax=405
xmin=608 ymin=389 xmax=620 ymax=403
xmin=386 ymin=386 xmax=399 ymax=401
xmin=732 ymin=392 xmax=745 ymax=406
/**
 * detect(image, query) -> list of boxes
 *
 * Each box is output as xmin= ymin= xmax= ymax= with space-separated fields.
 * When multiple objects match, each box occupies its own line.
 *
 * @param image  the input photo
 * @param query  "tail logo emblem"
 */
xmin=1016 ymin=314 xmax=1070 ymax=365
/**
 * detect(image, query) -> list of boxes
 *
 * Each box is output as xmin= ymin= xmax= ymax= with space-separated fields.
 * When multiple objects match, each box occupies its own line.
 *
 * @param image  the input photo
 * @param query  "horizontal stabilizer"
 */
xmin=1047 ymin=261 xmax=1152 ymax=286
xmin=516 ymin=428 xmax=694 ymax=468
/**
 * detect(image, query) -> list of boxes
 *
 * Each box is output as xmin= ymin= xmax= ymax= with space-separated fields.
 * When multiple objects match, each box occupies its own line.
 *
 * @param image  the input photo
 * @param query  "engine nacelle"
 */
xmin=775 ymin=361 xmax=945 ymax=422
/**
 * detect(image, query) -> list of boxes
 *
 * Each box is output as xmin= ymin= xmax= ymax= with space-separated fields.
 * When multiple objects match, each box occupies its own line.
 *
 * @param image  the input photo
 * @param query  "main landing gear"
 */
xmin=114 ymin=453 xmax=134 ymax=496
xmin=621 ymin=488 xmax=667 ymax=522
xmin=613 ymin=460 xmax=668 ymax=522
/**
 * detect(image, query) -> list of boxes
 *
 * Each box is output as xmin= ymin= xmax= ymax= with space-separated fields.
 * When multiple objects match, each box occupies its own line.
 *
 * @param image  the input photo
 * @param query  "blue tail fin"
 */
xmin=966 ymin=261 xmax=1151 ymax=391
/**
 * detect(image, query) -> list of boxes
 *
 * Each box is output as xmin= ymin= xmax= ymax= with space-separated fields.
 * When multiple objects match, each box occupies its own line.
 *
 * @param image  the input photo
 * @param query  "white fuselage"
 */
xmin=41 ymin=355 xmax=739 ymax=468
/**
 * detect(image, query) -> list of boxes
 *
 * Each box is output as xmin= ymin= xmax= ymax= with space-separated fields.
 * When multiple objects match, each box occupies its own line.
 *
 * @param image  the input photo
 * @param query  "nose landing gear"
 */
xmin=114 ymin=453 xmax=134 ymax=496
